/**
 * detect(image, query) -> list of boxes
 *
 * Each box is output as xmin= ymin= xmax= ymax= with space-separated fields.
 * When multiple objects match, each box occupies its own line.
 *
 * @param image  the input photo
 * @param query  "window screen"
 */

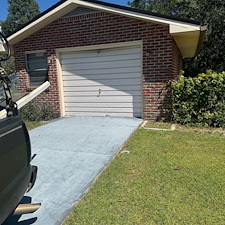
xmin=26 ymin=52 xmax=48 ymax=86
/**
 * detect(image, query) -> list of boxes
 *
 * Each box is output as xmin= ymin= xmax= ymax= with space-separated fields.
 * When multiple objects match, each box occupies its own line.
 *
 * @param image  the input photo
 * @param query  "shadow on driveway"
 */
xmin=2 ymin=197 xmax=37 ymax=225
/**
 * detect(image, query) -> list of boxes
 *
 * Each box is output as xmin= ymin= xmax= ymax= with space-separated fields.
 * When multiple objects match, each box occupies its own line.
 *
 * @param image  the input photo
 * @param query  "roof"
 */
xmin=7 ymin=0 xmax=207 ymax=57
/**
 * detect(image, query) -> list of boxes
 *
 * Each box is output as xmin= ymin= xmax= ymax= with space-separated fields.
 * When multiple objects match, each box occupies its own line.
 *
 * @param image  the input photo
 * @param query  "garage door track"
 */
xmin=3 ymin=116 xmax=141 ymax=225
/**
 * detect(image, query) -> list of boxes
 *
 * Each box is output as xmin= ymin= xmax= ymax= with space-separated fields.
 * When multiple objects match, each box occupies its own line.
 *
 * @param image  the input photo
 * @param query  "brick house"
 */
xmin=7 ymin=0 xmax=206 ymax=119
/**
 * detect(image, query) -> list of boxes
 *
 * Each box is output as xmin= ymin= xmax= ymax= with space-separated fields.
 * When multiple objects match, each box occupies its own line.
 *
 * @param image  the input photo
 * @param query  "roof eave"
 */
xmin=171 ymin=25 xmax=207 ymax=58
xmin=194 ymin=25 xmax=207 ymax=57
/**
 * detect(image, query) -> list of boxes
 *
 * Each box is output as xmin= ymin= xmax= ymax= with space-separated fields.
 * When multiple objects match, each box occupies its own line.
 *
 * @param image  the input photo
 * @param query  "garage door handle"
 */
xmin=97 ymin=89 xmax=101 ymax=97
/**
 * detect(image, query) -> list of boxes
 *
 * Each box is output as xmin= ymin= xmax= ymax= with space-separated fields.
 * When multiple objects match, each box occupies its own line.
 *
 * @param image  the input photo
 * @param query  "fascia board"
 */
xmin=170 ymin=24 xmax=200 ymax=34
xmin=74 ymin=0 xmax=201 ymax=31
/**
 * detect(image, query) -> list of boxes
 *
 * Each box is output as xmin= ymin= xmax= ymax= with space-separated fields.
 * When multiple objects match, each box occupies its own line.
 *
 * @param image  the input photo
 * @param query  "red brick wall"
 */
xmin=172 ymin=39 xmax=182 ymax=78
xmin=13 ymin=11 xmax=181 ymax=120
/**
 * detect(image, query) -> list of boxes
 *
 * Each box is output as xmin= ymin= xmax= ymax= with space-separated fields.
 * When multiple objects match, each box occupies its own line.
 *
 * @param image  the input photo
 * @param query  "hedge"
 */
xmin=169 ymin=70 xmax=225 ymax=127
xmin=19 ymin=101 xmax=55 ymax=121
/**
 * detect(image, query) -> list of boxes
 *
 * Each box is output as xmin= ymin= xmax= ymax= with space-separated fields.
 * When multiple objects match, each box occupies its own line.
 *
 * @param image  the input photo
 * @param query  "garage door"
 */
xmin=60 ymin=45 xmax=142 ymax=117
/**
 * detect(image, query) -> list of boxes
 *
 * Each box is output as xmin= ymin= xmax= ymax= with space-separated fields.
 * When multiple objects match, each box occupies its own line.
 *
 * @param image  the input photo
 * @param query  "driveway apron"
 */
xmin=3 ymin=116 xmax=142 ymax=225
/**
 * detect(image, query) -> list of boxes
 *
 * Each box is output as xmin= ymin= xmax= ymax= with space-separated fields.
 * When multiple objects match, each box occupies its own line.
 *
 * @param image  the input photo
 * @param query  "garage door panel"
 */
xmin=61 ymin=53 xmax=141 ymax=65
xmin=65 ymin=112 xmax=136 ymax=117
xmin=64 ymin=96 xmax=142 ymax=103
xmin=62 ymin=59 xmax=140 ymax=71
xmin=63 ymin=72 xmax=141 ymax=81
xmin=62 ymin=67 xmax=141 ymax=76
xmin=64 ymin=90 xmax=142 ymax=97
xmin=61 ymin=47 xmax=141 ymax=60
xmin=65 ymin=107 xmax=141 ymax=113
xmin=65 ymin=102 xmax=142 ymax=108
xmin=63 ymin=85 xmax=141 ymax=92
xmin=66 ymin=111 xmax=141 ymax=117
xmin=63 ymin=78 xmax=141 ymax=87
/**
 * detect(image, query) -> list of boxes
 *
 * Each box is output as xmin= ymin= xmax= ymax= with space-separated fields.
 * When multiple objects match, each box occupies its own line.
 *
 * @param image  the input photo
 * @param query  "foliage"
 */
xmin=19 ymin=101 xmax=55 ymax=121
xmin=0 ymin=56 xmax=15 ymax=74
xmin=1 ymin=0 xmax=40 ymax=72
xmin=128 ymin=0 xmax=225 ymax=76
xmin=25 ymin=121 xmax=44 ymax=130
xmin=180 ymin=0 xmax=225 ymax=76
xmin=1 ymin=0 xmax=40 ymax=35
xmin=128 ymin=0 xmax=179 ymax=15
xmin=63 ymin=128 xmax=225 ymax=224
xmin=169 ymin=70 xmax=225 ymax=127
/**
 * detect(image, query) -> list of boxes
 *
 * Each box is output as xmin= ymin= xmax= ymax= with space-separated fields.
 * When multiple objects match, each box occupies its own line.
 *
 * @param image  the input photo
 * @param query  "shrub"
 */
xmin=19 ymin=101 xmax=55 ymax=121
xmin=169 ymin=70 xmax=225 ymax=127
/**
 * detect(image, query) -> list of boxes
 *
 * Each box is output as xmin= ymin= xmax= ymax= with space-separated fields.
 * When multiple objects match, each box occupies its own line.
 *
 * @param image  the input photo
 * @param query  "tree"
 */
xmin=128 ymin=0 xmax=179 ymax=15
xmin=178 ymin=0 xmax=225 ymax=76
xmin=2 ymin=0 xmax=40 ymax=35
xmin=128 ymin=0 xmax=225 ymax=76
xmin=0 ymin=0 xmax=40 ymax=74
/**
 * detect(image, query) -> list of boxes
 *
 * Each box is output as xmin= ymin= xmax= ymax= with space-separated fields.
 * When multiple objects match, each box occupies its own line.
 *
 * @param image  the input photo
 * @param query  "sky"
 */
xmin=0 ymin=0 xmax=129 ymax=21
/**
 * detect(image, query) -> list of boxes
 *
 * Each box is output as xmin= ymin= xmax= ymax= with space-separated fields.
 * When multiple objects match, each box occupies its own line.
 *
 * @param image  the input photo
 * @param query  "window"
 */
xmin=26 ymin=52 xmax=48 ymax=86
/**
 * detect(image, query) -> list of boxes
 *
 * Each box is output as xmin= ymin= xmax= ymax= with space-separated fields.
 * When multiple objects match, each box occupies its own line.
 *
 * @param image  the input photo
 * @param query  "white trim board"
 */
xmin=0 ymin=81 xmax=50 ymax=119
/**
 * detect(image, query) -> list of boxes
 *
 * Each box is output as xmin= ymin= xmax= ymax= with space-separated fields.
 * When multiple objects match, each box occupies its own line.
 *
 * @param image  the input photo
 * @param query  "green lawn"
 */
xmin=25 ymin=121 xmax=46 ymax=130
xmin=145 ymin=121 xmax=173 ymax=129
xmin=63 ymin=125 xmax=225 ymax=225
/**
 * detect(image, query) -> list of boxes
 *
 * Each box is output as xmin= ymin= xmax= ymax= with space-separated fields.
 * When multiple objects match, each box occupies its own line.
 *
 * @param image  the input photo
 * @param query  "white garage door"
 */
xmin=61 ymin=45 xmax=142 ymax=117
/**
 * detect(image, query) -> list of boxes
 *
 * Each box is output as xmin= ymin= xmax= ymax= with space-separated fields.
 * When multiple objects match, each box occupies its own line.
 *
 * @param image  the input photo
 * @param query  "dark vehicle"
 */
xmin=0 ymin=32 xmax=40 ymax=224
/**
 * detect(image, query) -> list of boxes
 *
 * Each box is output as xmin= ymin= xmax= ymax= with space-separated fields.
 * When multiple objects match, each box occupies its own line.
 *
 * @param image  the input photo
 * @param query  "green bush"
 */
xmin=169 ymin=70 xmax=225 ymax=127
xmin=19 ymin=101 xmax=55 ymax=121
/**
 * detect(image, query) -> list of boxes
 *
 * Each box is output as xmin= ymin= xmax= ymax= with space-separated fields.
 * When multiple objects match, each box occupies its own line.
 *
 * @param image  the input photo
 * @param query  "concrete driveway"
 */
xmin=3 ymin=116 xmax=142 ymax=225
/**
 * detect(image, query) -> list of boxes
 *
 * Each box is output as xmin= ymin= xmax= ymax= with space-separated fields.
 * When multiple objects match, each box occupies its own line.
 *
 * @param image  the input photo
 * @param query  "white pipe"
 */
xmin=0 ymin=81 xmax=50 ymax=119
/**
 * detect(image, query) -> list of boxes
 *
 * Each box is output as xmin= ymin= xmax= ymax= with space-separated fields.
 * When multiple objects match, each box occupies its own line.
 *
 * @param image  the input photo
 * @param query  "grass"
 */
xmin=145 ymin=121 xmax=173 ymax=129
xmin=63 ymin=124 xmax=225 ymax=225
xmin=25 ymin=121 xmax=45 ymax=130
